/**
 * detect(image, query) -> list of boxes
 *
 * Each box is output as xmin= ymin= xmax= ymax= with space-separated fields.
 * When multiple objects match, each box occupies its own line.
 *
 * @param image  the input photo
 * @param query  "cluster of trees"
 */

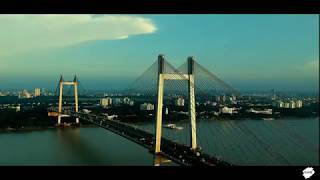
xmin=0 ymin=107 xmax=56 ymax=129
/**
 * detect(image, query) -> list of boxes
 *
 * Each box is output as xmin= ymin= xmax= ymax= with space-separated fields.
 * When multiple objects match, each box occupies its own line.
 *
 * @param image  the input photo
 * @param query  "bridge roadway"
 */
xmin=63 ymin=111 xmax=234 ymax=166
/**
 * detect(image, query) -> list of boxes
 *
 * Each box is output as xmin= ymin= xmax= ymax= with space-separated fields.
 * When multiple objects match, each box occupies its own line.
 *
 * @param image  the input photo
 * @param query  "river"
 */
xmin=0 ymin=117 xmax=318 ymax=166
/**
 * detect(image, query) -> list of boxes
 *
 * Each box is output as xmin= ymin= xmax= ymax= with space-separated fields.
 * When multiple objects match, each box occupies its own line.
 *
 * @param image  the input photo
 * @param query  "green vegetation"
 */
xmin=0 ymin=108 xmax=55 ymax=129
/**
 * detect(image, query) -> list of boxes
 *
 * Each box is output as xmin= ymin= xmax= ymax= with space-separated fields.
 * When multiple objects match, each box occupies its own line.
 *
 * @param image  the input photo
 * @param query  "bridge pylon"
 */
xmin=155 ymin=54 xmax=197 ymax=154
xmin=57 ymin=75 xmax=79 ymax=124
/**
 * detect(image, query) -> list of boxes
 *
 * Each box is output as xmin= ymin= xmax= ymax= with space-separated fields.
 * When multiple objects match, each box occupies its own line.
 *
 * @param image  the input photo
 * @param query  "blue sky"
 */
xmin=0 ymin=15 xmax=318 ymax=92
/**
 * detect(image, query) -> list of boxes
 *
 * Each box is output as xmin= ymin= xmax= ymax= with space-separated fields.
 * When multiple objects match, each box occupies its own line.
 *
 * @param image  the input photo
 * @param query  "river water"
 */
xmin=0 ymin=118 xmax=318 ymax=166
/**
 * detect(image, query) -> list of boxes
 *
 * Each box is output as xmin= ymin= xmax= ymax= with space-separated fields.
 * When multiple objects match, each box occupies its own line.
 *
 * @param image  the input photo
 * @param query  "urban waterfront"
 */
xmin=0 ymin=15 xmax=318 ymax=167
xmin=0 ymin=117 xmax=318 ymax=166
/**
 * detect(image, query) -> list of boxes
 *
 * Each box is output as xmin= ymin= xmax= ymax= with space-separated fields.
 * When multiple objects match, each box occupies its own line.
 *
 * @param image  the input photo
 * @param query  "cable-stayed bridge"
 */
xmin=48 ymin=54 xmax=318 ymax=166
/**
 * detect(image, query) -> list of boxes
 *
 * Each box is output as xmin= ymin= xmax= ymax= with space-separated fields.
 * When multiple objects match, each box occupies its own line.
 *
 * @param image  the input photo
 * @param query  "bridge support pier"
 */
xmin=155 ymin=55 xmax=198 ymax=154
xmin=153 ymin=154 xmax=172 ymax=166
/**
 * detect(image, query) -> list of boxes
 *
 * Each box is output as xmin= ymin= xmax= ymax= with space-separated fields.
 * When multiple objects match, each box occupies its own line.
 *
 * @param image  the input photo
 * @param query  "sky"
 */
xmin=0 ymin=14 xmax=318 ymax=92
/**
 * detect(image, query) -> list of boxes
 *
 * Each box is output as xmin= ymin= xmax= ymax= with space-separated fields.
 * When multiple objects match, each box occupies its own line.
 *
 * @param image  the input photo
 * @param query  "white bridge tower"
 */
xmin=155 ymin=55 xmax=197 ymax=154
xmin=57 ymin=75 xmax=79 ymax=124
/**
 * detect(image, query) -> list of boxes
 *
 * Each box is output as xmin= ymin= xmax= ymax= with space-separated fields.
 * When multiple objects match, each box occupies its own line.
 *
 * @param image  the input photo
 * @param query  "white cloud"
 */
xmin=0 ymin=15 xmax=157 ymax=56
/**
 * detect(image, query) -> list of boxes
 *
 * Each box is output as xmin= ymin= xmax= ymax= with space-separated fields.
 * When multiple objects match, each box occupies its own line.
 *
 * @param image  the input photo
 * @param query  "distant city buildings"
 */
xmin=247 ymin=108 xmax=272 ymax=115
xmin=204 ymin=101 xmax=217 ymax=106
xmin=140 ymin=103 xmax=154 ymax=110
xmin=123 ymin=97 xmax=134 ymax=106
xmin=296 ymin=100 xmax=303 ymax=108
xmin=100 ymin=97 xmax=112 ymax=107
xmin=221 ymin=107 xmax=238 ymax=114
xmin=19 ymin=90 xmax=32 ymax=99
xmin=114 ymin=98 xmax=122 ymax=106
xmin=274 ymin=100 xmax=303 ymax=109
xmin=175 ymin=97 xmax=185 ymax=106
xmin=215 ymin=95 xmax=227 ymax=103
xmin=284 ymin=102 xmax=290 ymax=108
xmin=34 ymin=88 xmax=41 ymax=97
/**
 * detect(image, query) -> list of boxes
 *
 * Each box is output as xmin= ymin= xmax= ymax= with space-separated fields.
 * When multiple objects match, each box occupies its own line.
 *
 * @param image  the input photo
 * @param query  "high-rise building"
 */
xmin=289 ymin=100 xmax=296 ymax=109
xmin=165 ymin=107 xmax=169 ymax=115
xmin=284 ymin=102 xmax=290 ymax=108
xmin=34 ymin=88 xmax=41 ymax=97
xmin=100 ymin=97 xmax=112 ymax=107
xmin=278 ymin=101 xmax=284 ymax=108
xmin=41 ymin=88 xmax=46 ymax=96
xmin=140 ymin=103 xmax=154 ymax=110
xmin=123 ymin=97 xmax=132 ymax=105
xmin=222 ymin=95 xmax=226 ymax=102
xmin=270 ymin=89 xmax=276 ymax=100
xmin=175 ymin=97 xmax=185 ymax=106
xmin=19 ymin=89 xmax=32 ymax=99
xmin=296 ymin=100 xmax=303 ymax=108
xmin=114 ymin=98 xmax=122 ymax=105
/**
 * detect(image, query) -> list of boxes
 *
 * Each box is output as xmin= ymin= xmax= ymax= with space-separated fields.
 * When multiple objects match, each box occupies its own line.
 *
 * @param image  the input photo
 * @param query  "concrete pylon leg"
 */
xmin=189 ymin=74 xmax=197 ymax=149
xmin=155 ymin=74 xmax=164 ymax=154
xmin=58 ymin=81 xmax=63 ymax=125
xmin=74 ymin=81 xmax=79 ymax=124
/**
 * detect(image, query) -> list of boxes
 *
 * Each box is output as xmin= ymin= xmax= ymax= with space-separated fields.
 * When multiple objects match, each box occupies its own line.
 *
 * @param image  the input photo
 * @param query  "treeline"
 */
xmin=0 ymin=108 xmax=56 ymax=129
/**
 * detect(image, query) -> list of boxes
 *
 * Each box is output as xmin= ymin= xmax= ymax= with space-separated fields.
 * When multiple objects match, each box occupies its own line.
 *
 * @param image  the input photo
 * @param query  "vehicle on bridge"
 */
xmin=164 ymin=123 xmax=184 ymax=130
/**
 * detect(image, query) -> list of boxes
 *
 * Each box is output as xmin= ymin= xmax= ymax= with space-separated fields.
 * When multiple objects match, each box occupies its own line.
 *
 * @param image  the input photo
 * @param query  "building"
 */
xmin=289 ymin=100 xmax=296 ymax=109
xmin=123 ymin=97 xmax=134 ymax=106
xmin=15 ymin=105 xmax=21 ymax=112
xmin=114 ymin=98 xmax=122 ymax=105
xmin=284 ymin=102 xmax=290 ymax=108
xmin=129 ymin=100 xmax=134 ymax=106
xmin=175 ymin=97 xmax=185 ymax=106
xmin=34 ymin=88 xmax=41 ymax=97
xmin=278 ymin=101 xmax=284 ymax=108
xmin=247 ymin=108 xmax=272 ymax=115
xmin=222 ymin=95 xmax=226 ymax=102
xmin=270 ymin=89 xmax=277 ymax=100
xmin=19 ymin=89 xmax=32 ymax=99
xmin=123 ymin=97 xmax=130 ymax=104
xmin=100 ymin=97 xmax=112 ymax=107
xmin=273 ymin=100 xmax=284 ymax=108
xmin=296 ymin=100 xmax=303 ymax=108
xmin=231 ymin=94 xmax=237 ymax=101
xmin=221 ymin=107 xmax=236 ymax=114
xmin=140 ymin=103 xmax=154 ymax=110
xmin=276 ymin=100 xmax=302 ymax=109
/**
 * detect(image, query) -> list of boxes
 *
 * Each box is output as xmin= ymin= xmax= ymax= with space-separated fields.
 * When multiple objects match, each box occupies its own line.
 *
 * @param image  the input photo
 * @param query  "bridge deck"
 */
xmin=59 ymin=111 xmax=234 ymax=166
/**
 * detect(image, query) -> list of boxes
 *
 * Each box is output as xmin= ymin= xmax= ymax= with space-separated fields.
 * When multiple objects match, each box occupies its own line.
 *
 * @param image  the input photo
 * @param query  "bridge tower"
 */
xmin=57 ymin=75 xmax=79 ymax=124
xmin=155 ymin=55 xmax=197 ymax=154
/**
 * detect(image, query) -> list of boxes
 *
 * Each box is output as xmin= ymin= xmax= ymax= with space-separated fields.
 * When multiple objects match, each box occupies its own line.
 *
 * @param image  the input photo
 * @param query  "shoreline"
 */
xmin=1 ymin=116 xmax=318 ymax=133
xmin=0 ymin=124 xmax=97 ymax=133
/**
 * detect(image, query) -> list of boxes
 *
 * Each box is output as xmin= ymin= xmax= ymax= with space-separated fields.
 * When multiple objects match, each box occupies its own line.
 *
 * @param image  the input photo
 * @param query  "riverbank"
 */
xmin=0 ymin=124 xmax=97 ymax=133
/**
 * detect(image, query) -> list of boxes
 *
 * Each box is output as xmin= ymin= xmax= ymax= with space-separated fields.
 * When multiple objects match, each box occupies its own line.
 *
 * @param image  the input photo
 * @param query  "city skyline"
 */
xmin=0 ymin=15 xmax=318 ymax=92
